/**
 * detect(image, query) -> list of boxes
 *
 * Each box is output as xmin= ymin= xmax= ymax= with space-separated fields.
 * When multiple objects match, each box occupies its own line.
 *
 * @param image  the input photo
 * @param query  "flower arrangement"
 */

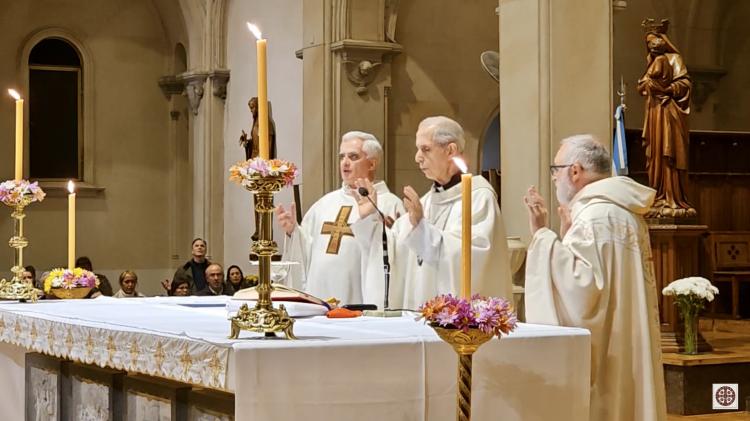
xmin=0 ymin=179 xmax=46 ymax=207
xmin=417 ymin=294 xmax=518 ymax=337
xmin=229 ymin=157 xmax=298 ymax=188
xmin=43 ymin=268 xmax=98 ymax=294
xmin=662 ymin=276 xmax=719 ymax=354
xmin=662 ymin=276 xmax=719 ymax=303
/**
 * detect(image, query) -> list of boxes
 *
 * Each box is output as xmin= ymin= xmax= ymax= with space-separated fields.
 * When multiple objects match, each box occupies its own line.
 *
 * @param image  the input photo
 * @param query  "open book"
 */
xmin=231 ymin=283 xmax=331 ymax=309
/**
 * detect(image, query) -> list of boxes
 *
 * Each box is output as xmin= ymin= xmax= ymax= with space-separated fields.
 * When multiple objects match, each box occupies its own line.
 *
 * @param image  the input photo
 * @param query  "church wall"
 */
xmin=0 ymin=0 xmax=175 ymax=295
xmin=712 ymin=2 xmax=750 ymax=131
xmin=388 ymin=0 xmax=500 ymax=196
xmin=223 ymin=0 xmax=303 ymax=274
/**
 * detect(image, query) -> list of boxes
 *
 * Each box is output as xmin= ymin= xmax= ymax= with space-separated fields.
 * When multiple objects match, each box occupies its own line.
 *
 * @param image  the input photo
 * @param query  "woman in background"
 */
xmin=226 ymin=265 xmax=253 ymax=294
xmin=169 ymin=278 xmax=191 ymax=296
xmin=113 ymin=270 xmax=145 ymax=298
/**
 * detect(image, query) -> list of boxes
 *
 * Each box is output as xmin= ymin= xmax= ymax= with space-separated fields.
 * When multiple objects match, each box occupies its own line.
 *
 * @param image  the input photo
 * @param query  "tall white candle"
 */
xmin=247 ymin=23 xmax=269 ymax=159
xmin=68 ymin=180 xmax=76 ymax=269
xmin=452 ymin=157 xmax=471 ymax=299
xmin=8 ymin=89 xmax=23 ymax=181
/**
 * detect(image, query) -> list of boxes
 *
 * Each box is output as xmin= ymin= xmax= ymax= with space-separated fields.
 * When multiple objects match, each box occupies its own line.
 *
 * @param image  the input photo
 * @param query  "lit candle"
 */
xmin=8 ymin=89 xmax=23 ymax=181
xmin=68 ymin=181 xmax=76 ymax=269
xmin=452 ymin=157 xmax=472 ymax=299
xmin=247 ymin=23 xmax=269 ymax=160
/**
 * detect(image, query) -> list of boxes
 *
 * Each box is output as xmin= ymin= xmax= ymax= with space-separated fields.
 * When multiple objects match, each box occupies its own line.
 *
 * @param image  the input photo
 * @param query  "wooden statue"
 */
xmin=240 ymin=97 xmax=278 ymax=241
xmin=240 ymin=97 xmax=277 ymax=160
xmin=637 ymin=19 xmax=696 ymax=218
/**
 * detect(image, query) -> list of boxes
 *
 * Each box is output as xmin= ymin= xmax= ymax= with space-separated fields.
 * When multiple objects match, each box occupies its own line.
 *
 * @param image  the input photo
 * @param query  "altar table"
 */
xmin=0 ymin=296 xmax=591 ymax=420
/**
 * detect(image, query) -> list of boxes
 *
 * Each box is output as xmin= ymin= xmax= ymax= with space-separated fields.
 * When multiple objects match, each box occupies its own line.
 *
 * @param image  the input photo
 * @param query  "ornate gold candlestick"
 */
xmin=229 ymin=173 xmax=295 ymax=339
xmin=0 ymin=199 xmax=39 ymax=302
xmin=433 ymin=326 xmax=492 ymax=421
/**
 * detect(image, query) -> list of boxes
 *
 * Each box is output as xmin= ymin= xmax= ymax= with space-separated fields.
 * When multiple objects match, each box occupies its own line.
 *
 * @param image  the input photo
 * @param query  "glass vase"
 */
xmin=681 ymin=308 xmax=699 ymax=355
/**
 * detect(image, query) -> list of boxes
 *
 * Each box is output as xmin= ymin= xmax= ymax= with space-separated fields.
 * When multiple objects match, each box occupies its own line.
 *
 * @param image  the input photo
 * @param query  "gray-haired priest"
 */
xmin=276 ymin=131 xmax=405 ymax=305
xmin=523 ymin=134 xmax=666 ymax=421
xmin=353 ymin=116 xmax=512 ymax=310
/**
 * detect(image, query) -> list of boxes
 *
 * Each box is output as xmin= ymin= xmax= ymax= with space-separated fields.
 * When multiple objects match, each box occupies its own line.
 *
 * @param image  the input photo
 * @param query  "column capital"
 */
xmin=209 ymin=69 xmax=231 ymax=101
xmin=180 ymin=71 xmax=209 ymax=115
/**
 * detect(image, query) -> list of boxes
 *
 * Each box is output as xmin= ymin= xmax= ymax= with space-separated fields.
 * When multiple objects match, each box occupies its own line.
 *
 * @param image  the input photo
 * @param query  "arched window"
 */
xmin=28 ymin=38 xmax=82 ymax=179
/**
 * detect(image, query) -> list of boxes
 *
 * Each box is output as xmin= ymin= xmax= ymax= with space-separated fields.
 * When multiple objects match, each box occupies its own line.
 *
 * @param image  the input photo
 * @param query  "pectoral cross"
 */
xmin=321 ymin=206 xmax=355 ymax=254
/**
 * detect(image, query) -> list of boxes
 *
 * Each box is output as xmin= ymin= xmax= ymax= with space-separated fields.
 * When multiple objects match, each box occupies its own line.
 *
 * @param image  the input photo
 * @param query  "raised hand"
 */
xmin=161 ymin=279 xmax=172 ymax=293
xmin=403 ymin=186 xmax=423 ymax=227
xmin=354 ymin=178 xmax=377 ymax=219
xmin=276 ymin=203 xmax=297 ymax=236
xmin=523 ymin=185 xmax=548 ymax=235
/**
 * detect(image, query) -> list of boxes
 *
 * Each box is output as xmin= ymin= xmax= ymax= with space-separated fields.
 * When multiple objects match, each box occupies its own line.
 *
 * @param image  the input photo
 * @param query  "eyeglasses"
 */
xmin=549 ymin=164 xmax=573 ymax=176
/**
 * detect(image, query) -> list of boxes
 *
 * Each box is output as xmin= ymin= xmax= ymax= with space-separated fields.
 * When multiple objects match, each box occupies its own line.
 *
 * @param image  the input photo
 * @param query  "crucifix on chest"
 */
xmin=320 ymin=206 xmax=354 ymax=254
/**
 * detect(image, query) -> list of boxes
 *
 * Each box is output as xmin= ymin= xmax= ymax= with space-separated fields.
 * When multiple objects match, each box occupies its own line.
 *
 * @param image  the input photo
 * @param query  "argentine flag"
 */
xmin=612 ymin=104 xmax=628 ymax=176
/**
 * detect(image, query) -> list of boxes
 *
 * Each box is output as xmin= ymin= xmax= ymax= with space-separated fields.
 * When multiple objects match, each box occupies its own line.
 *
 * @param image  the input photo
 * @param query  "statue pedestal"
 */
xmin=648 ymin=223 xmax=712 ymax=353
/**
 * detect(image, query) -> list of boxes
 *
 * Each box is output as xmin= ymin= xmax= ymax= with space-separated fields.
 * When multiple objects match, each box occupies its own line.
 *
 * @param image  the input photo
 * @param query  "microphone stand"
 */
xmin=358 ymin=187 xmax=401 ymax=317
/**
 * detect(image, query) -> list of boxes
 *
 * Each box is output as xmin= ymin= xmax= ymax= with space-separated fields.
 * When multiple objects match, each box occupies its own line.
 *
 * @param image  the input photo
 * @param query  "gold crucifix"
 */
xmin=321 ymin=206 xmax=355 ymax=254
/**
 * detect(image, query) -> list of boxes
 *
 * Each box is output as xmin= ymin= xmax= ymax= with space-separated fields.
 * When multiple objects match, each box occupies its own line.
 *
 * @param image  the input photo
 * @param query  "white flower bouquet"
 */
xmin=662 ymin=276 xmax=719 ymax=354
xmin=662 ymin=276 xmax=719 ymax=303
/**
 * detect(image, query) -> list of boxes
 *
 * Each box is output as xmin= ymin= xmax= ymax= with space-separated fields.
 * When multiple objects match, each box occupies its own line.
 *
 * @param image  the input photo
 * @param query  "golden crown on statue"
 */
xmin=641 ymin=18 xmax=670 ymax=34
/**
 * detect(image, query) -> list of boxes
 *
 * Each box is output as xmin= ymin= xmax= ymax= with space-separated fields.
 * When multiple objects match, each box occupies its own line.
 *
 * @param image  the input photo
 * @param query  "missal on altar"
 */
xmin=232 ymin=283 xmax=331 ymax=309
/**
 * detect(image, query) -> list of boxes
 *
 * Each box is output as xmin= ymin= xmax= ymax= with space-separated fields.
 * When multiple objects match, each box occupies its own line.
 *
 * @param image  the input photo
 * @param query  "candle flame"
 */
xmin=246 ymin=22 xmax=262 ymax=40
xmin=67 ymin=180 xmax=75 ymax=194
xmin=452 ymin=157 xmax=469 ymax=174
xmin=8 ymin=89 xmax=20 ymax=100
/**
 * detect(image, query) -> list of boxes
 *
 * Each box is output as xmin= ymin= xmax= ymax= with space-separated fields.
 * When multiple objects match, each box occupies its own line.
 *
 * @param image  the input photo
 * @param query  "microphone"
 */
xmin=357 ymin=186 xmax=392 ymax=310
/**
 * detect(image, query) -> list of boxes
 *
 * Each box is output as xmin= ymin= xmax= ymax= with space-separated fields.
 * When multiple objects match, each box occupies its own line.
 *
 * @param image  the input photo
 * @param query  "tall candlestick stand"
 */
xmin=433 ymin=326 xmax=492 ymax=421
xmin=0 ymin=200 xmax=38 ymax=301
xmin=229 ymin=173 xmax=295 ymax=339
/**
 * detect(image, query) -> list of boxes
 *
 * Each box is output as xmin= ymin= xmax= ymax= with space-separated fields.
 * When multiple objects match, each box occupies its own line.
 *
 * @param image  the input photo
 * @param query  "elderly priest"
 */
xmin=523 ymin=134 xmax=667 ymax=421
xmin=276 ymin=131 xmax=404 ymax=305
xmin=354 ymin=116 xmax=512 ymax=310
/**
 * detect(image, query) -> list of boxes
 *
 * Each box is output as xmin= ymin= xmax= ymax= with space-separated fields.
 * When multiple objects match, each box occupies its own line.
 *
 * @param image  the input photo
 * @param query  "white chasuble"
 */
xmin=354 ymin=175 xmax=512 ymax=310
xmin=282 ymin=182 xmax=404 ymax=305
xmin=525 ymin=176 xmax=667 ymax=421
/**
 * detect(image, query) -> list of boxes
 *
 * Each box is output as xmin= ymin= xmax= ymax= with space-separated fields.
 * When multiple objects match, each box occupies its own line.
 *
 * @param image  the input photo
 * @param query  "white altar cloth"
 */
xmin=0 ymin=296 xmax=591 ymax=421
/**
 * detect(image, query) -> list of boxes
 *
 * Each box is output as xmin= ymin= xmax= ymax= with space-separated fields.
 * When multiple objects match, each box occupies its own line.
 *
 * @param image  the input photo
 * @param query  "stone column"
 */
xmin=177 ymin=0 xmax=229 ymax=263
xmin=498 ymin=0 xmax=613 ymax=241
xmin=299 ymin=0 xmax=401 ymax=210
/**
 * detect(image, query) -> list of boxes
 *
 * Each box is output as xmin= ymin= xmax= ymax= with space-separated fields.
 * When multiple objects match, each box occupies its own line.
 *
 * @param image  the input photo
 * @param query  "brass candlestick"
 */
xmin=229 ymin=174 xmax=295 ymax=339
xmin=0 ymin=199 xmax=38 ymax=302
xmin=433 ymin=326 xmax=493 ymax=421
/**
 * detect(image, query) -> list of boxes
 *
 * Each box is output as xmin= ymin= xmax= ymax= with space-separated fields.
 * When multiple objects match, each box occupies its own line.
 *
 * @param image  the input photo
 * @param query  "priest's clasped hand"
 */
xmin=523 ymin=185 xmax=548 ymax=234
xmin=276 ymin=203 xmax=297 ymax=236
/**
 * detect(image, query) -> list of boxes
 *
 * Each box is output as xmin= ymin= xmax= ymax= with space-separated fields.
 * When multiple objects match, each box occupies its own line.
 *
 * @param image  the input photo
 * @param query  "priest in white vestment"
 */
xmin=354 ymin=116 xmax=512 ymax=310
xmin=276 ymin=131 xmax=404 ymax=305
xmin=523 ymin=134 xmax=667 ymax=421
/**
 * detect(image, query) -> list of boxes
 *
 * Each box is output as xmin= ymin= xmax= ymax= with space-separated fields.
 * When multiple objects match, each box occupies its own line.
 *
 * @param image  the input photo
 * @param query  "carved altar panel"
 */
xmin=188 ymin=388 xmax=234 ymax=421
xmin=123 ymin=374 xmax=190 ymax=421
xmin=127 ymin=393 xmax=171 ymax=421
xmin=63 ymin=361 xmax=125 ymax=421
xmin=25 ymin=353 xmax=63 ymax=421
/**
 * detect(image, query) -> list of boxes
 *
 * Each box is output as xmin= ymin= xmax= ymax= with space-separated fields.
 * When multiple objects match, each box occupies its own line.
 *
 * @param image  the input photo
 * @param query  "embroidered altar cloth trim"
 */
xmin=0 ymin=297 xmax=231 ymax=389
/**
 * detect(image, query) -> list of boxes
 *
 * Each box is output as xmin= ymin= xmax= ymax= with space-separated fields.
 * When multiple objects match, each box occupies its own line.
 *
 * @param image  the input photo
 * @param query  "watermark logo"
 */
xmin=712 ymin=384 xmax=738 ymax=410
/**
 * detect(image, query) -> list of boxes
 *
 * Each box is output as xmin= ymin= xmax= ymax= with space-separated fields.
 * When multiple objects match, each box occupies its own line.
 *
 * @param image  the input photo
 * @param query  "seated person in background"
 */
xmin=225 ymin=265 xmax=252 ymax=294
xmin=113 ymin=270 xmax=145 ymax=298
xmin=169 ymin=278 xmax=191 ymax=296
xmin=22 ymin=265 xmax=36 ymax=287
xmin=76 ymin=256 xmax=114 ymax=296
xmin=196 ymin=263 xmax=231 ymax=296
